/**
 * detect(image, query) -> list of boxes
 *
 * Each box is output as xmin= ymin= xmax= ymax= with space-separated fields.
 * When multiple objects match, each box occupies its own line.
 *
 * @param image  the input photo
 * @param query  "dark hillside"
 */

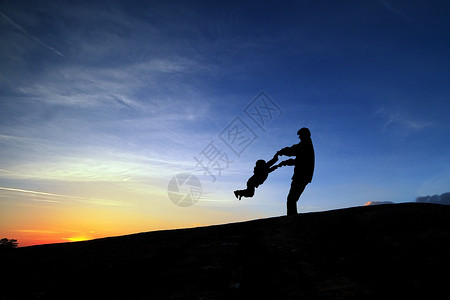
xmin=2 ymin=203 xmax=449 ymax=299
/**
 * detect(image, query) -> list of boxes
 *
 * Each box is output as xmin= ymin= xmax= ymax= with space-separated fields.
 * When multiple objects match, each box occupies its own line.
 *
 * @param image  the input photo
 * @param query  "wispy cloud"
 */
xmin=0 ymin=134 xmax=38 ymax=142
xmin=376 ymin=106 xmax=432 ymax=134
xmin=0 ymin=11 xmax=64 ymax=57
xmin=0 ymin=186 xmax=68 ymax=199
xmin=0 ymin=186 xmax=128 ymax=206
xmin=15 ymin=229 xmax=59 ymax=234
xmin=378 ymin=0 xmax=412 ymax=23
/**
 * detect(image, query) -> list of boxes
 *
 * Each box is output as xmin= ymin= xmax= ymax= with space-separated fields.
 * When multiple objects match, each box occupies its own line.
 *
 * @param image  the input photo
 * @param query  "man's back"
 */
xmin=292 ymin=138 xmax=314 ymax=183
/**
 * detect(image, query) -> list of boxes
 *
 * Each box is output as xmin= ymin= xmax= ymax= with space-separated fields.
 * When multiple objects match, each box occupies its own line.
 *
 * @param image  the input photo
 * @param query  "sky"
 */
xmin=1 ymin=0 xmax=449 ymax=246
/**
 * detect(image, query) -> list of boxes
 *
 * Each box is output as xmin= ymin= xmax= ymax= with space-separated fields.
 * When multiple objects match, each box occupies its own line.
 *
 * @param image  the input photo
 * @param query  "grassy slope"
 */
xmin=2 ymin=203 xmax=449 ymax=299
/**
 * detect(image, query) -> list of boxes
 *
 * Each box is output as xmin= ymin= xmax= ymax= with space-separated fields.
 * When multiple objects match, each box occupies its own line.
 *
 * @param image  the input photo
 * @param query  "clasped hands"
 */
xmin=271 ymin=149 xmax=290 ymax=170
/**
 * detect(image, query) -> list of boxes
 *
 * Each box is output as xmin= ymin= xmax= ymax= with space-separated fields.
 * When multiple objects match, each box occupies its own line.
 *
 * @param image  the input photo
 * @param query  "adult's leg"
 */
xmin=286 ymin=180 xmax=307 ymax=216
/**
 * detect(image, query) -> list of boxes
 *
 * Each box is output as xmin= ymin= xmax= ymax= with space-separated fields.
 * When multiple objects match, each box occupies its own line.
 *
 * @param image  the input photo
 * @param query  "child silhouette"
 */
xmin=234 ymin=154 xmax=280 ymax=200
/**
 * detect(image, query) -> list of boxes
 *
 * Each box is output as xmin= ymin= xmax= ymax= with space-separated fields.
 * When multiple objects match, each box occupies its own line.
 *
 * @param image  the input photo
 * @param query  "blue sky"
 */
xmin=1 ymin=0 xmax=450 ymax=245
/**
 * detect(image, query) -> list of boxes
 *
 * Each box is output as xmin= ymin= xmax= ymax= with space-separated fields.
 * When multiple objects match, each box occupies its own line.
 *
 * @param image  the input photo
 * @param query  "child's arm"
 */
xmin=266 ymin=154 xmax=279 ymax=168
xmin=268 ymin=165 xmax=279 ymax=173
xmin=268 ymin=159 xmax=295 ymax=173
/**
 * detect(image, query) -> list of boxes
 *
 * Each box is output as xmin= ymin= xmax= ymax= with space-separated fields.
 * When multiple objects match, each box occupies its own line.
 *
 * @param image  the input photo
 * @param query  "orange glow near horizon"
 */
xmin=5 ymin=210 xmax=254 ymax=247
xmin=62 ymin=236 xmax=91 ymax=242
xmin=10 ymin=223 xmax=213 ymax=247
xmin=0 ymin=181 xmax=265 ymax=248
xmin=3 ymin=210 xmax=251 ymax=247
xmin=7 ymin=224 xmax=169 ymax=247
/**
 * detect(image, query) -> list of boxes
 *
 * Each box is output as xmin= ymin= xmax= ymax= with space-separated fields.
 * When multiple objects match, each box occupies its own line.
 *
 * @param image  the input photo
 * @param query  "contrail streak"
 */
xmin=0 ymin=186 xmax=68 ymax=198
xmin=0 ymin=11 xmax=64 ymax=57
xmin=0 ymin=186 xmax=127 ymax=206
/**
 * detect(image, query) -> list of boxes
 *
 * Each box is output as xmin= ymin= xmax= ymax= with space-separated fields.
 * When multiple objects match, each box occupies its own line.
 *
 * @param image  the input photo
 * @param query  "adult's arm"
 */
xmin=277 ymin=144 xmax=299 ymax=157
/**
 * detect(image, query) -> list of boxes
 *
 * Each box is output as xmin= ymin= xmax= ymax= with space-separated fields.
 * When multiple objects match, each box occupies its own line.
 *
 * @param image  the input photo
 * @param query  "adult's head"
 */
xmin=297 ymin=127 xmax=311 ymax=141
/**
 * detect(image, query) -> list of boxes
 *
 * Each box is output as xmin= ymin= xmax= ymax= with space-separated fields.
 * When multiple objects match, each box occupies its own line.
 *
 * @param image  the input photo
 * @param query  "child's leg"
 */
xmin=239 ymin=186 xmax=255 ymax=198
xmin=234 ymin=187 xmax=255 ymax=200
xmin=234 ymin=176 xmax=257 ymax=200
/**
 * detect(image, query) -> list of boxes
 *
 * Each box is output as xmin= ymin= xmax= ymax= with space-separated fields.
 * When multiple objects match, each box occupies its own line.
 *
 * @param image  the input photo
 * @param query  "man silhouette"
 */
xmin=277 ymin=127 xmax=315 ymax=216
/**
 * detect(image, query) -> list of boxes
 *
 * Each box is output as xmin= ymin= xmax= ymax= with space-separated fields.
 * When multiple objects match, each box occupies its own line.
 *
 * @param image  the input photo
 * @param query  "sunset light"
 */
xmin=63 ymin=236 xmax=90 ymax=243
xmin=1 ymin=0 xmax=450 ymax=247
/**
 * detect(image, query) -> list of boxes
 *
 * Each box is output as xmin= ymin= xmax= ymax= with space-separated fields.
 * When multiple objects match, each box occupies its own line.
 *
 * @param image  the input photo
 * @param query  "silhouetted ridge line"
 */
xmin=2 ymin=203 xmax=449 ymax=300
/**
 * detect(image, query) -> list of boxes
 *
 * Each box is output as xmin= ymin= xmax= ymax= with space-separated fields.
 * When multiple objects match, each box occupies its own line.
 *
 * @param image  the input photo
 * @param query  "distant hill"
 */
xmin=2 ymin=203 xmax=449 ymax=299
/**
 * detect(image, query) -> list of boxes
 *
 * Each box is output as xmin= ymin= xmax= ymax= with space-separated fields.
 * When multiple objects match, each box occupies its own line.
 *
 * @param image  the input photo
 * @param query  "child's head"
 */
xmin=255 ymin=159 xmax=266 ymax=167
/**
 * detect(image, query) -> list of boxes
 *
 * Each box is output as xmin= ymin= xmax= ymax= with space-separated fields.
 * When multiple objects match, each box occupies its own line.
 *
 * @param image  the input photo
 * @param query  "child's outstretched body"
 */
xmin=234 ymin=154 xmax=280 ymax=200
